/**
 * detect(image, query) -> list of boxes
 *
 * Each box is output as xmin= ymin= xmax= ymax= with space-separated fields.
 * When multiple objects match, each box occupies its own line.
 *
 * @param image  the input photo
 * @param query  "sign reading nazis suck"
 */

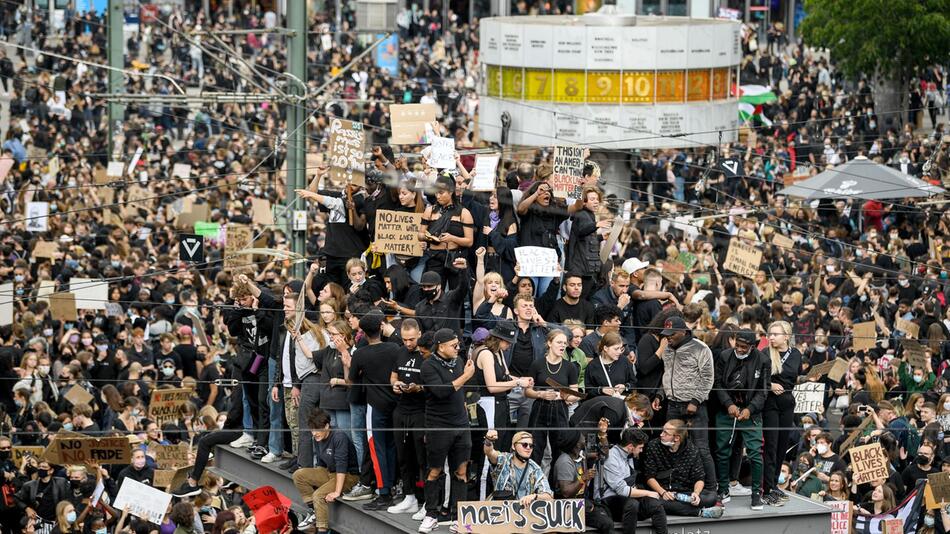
xmin=457 ymin=499 xmax=585 ymax=533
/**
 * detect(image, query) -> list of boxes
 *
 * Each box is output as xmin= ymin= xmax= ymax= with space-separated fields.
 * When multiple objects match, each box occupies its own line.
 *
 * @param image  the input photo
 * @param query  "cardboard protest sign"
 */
xmin=515 ymin=246 xmax=560 ymax=278
xmin=251 ymin=198 xmax=274 ymax=226
xmin=328 ymin=119 xmax=366 ymax=187
xmin=828 ymin=500 xmax=852 ymax=534
xmin=63 ymin=385 xmax=95 ymax=407
xmin=26 ymin=202 xmax=49 ymax=232
xmin=895 ymin=317 xmax=919 ymax=339
xmin=851 ymin=321 xmax=877 ymax=352
xmin=599 ymin=218 xmax=623 ymax=264
xmin=656 ymin=259 xmax=686 ymax=284
xmin=471 ymin=154 xmax=500 ymax=191
xmin=771 ymin=233 xmax=795 ymax=251
xmin=114 ymin=478 xmax=172 ymax=525
xmin=36 ymin=280 xmax=56 ymax=305
xmin=427 ymin=137 xmax=456 ymax=169
xmin=33 ymin=240 xmax=59 ymax=258
xmin=225 ymin=225 xmax=254 ymax=272
xmin=373 ymin=210 xmax=423 ymax=257
xmin=50 ymin=292 xmax=77 ymax=322
xmin=928 ymin=472 xmax=950 ymax=503
xmin=12 ymin=446 xmax=44 ymax=467
xmin=69 ymin=278 xmax=108 ymax=310
xmin=849 ymin=443 xmax=889 ymax=485
xmin=172 ymin=163 xmax=192 ymax=179
xmin=43 ymin=436 xmax=133 ymax=465
xmin=723 ymin=238 xmax=762 ymax=277
xmin=93 ymin=166 xmax=109 ymax=185
xmin=828 ymin=358 xmax=849 ymax=382
xmin=456 ymin=499 xmax=585 ymax=534
xmin=792 ymin=382 xmax=825 ymax=413
xmin=390 ymin=103 xmax=439 ymax=144
xmin=0 ymin=283 xmax=12 ymax=327
xmin=806 ymin=359 xmax=836 ymax=381
xmin=152 ymin=443 xmax=190 ymax=469
xmin=902 ymin=340 xmax=929 ymax=369
xmin=243 ymin=486 xmax=292 ymax=534
xmin=153 ymin=470 xmax=175 ymax=490
xmin=882 ymin=518 xmax=903 ymax=534
xmin=175 ymin=200 xmax=210 ymax=230
xmin=551 ymin=146 xmax=585 ymax=199
xmin=150 ymin=388 xmax=194 ymax=425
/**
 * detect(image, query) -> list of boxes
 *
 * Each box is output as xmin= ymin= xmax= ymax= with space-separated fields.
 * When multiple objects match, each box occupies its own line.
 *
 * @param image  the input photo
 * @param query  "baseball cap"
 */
xmin=735 ymin=329 xmax=757 ymax=346
xmin=433 ymin=328 xmax=458 ymax=346
xmin=489 ymin=321 xmax=517 ymax=344
xmin=621 ymin=257 xmax=649 ymax=275
xmin=420 ymin=271 xmax=442 ymax=286
xmin=659 ymin=316 xmax=688 ymax=337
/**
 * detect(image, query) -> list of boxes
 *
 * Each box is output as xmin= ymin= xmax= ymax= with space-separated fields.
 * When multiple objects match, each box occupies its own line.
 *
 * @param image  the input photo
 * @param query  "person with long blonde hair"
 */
xmin=762 ymin=320 xmax=802 ymax=505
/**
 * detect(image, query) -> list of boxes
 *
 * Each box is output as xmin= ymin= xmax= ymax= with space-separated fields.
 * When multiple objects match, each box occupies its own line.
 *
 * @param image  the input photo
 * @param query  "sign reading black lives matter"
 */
xmin=373 ymin=210 xmax=424 ymax=257
xmin=457 ymin=499 xmax=585 ymax=533
xmin=551 ymin=146 xmax=585 ymax=199
xmin=329 ymin=119 xmax=366 ymax=187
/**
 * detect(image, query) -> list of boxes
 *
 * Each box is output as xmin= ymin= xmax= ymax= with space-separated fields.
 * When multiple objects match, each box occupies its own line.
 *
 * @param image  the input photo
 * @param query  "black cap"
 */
xmin=659 ymin=316 xmax=688 ymax=337
xmin=420 ymin=271 xmax=442 ymax=286
xmin=489 ymin=320 xmax=517 ymax=344
xmin=735 ymin=329 xmax=757 ymax=346
xmin=432 ymin=328 xmax=458 ymax=346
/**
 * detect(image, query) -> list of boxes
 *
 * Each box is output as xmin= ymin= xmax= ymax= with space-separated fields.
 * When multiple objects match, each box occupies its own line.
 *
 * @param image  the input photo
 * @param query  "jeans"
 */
xmin=674 ymin=175 xmax=685 ymax=202
xmin=242 ymin=391 xmax=253 ymax=431
xmin=508 ymin=386 xmax=534 ymax=429
xmin=531 ymin=276 xmax=553 ymax=299
xmin=328 ymin=409 xmax=351 ymax=435
xmin=267 ymin=359 xmax=284 ymax=456
xmin=368 ymin=406 xmax=396 ymax=495
xmin=350 ymin=403 xmax=367 ymax=464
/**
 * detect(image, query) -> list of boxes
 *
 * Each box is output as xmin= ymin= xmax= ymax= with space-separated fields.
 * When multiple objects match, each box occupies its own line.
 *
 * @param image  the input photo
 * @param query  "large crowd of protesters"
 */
xmin=0 ymin=2 xmax=948 ymax=534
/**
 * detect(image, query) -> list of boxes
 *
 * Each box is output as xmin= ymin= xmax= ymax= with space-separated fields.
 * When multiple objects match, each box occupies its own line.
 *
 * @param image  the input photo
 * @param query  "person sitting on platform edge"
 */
xmin=483 ymin=429 xmax=553 ymax=506
xmin=598 ymin=428 xmax=668 ymax=534
xmin=643 ymin=419 xmax=724 ymax=519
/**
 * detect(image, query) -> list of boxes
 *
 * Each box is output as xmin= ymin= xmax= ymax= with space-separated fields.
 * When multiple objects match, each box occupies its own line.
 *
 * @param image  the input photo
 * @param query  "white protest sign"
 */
xmin=107 ymin=161 xmax=125 ymax=177
xmin=515 ymin=246 xmax=560 ymax=277
xmin=127 ymin=147 xmax=144 ymax=176
xmin=0 ymin=283 xmax=13 ymax=326
xmin=26 ymin=202 xmax=49 ymax=233
xmin=471 ymin=154 xmax=500 ymax=191
xmin=172 ymin=163 xmax=192 ymax=179
xmin=114 ymin=478 xmax=172 ymax=525
xmin=428 ymin=137 xmax=456 ymax=169
xmin=793 ymin=382 xmax=825 ymax=413
xmin=69 ymin=278 xmax=108 ymax=310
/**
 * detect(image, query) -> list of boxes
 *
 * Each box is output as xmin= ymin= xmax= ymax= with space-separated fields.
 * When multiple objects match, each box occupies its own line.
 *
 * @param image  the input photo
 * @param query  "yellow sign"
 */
xmin=712 ymin=68 xmax=730 ymax=100
xmin=502 ymin=67 xmax=524 ymax=99
xmin=656 ymin=71 xmax=685 ymax=103
xmin=622 ymin=71 xmax=654 ymax=104
xmin=554 ymin=70 xmax=586 ymax=103
xmin=525 ymin=69 xmax=553 ymax=101
xmin=687 ymin=69 xmax=711 ymax=101
xmin=586 ymin=71 xmax=621 ymax=104
xmin=486 ymin=65 xmax=501 ymax=97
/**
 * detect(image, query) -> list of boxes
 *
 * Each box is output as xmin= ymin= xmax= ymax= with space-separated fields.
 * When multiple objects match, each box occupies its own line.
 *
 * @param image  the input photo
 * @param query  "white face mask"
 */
xmin=38 ymin=365 xmax=50 ymax=376
xmin=816 ymin=444 xmax=829 ymax=455
xmin=660 ymin=439 xmax=675 ymax=448
xmin=943 ymin=401 xmax=950 ymax=411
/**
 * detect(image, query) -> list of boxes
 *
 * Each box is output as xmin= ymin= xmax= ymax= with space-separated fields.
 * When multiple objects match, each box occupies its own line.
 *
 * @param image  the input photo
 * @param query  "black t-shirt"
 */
xmin=393 ymin=347 xmax=426 ymax=414
xmin=197 ymin=363 xmax=224 ymax=411
xmin=174 ymin=344 xmax=200 ymax=379
xmin=510 ymin=326 xmax=535 ymax=377
xmin=529 ymin=357 xmax=579 ymax=393
xmin=547 ymin=298 xmax=595 ymax=326
xmin=421 ymin=355 xmax=468 ymax=427
xmin=349 ymin=341 xmax=399 ymax=413
xmin=35 ymin=479 xmax=58 ymax=520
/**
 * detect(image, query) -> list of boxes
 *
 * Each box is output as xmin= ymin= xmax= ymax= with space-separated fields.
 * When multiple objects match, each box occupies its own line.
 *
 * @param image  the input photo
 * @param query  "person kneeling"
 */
xmin=600 ymin=428 xmax=668 ymax=534
xmin=643 ymin=419 xmax=724 ymax=519
xmin=292 ymin=409 xmax=361 ymax=534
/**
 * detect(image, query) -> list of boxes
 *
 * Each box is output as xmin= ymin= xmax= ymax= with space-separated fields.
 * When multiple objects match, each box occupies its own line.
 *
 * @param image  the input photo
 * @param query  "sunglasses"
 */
xmin=517 ymin=442 xmax=534 ymax=449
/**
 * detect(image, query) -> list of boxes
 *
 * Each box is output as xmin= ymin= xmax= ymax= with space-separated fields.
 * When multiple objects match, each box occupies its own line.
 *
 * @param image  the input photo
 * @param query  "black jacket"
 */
xmin=565 ymin=208 xmax=602 ymax=276
xmin=714 ymin=348 xmax=770 ymax=415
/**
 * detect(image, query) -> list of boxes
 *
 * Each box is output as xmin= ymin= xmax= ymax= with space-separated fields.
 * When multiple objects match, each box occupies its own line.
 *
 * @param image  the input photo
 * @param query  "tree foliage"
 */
xmin=800 ymin=0 xmax=950 ymax=81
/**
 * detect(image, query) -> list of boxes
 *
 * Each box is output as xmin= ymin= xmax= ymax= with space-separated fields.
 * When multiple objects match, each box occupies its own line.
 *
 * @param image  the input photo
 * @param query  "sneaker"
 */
xmin=449 ymin=522 xmax=460 ymax=534
xmin=729 ymin=482 xmax=753 ymax=496
xmin=249 ymin=446 xmax=267 ymax=459
xmin=341 ymin=483 xmax=375 ymax=501
xmin=363 ymin=495 xmax=394 ymax=511
xmin=764 ymin=492 xmax=786 ymax=507
xmin=261 ymin=452 xmax=280 ymax=463
xmin=411 ymin=507 xmax=428 ymax=521
xmin=388 ymin=495 xmax=420 ymax=514
xmin=717 ymin=490 xmax=731 ymax=504
xmin=772 ymin=488 xmax=790 ymax=501
xmin=700 ymin=506 xmax=724 ymax=519
xmin=229 ymin=433 xmax=254 ymax=448
xmin=172 ymin=483 xmax=201 ymax=498
xmin=418 ymin=516 xmax=439 ymax=533
xmin=751 ymin=493 xmax=763 ymax=511
xmin=437 ymin=511 xmax=456 ymax=526
xmin=298 ymin=513 xmax=316 ymax=530
xmin=279 ymin=458 xmax=298 ymax=471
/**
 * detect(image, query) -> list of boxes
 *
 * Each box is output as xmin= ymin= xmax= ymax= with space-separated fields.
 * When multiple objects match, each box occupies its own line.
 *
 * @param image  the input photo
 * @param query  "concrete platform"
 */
xmin=211 ymin=444 xmax=834 ymax=534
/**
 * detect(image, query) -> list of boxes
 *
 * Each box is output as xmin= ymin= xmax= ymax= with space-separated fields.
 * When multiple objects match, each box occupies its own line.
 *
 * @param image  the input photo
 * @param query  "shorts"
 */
xmin=426 ymin=428 xmax=471 ymax=472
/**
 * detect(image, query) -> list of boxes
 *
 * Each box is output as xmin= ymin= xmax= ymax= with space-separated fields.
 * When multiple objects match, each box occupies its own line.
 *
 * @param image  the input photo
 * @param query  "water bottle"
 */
xmin=675 ymin=493 xmax=693 ymax=503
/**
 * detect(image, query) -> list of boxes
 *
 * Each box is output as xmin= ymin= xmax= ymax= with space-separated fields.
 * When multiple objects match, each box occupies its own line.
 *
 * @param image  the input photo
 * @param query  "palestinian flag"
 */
xmin=738 ymin=85 xmax=778 ymax=127
xmin=853 ymin=480 xmax=926 ymax=534
xmin=739 ymin=102 xmax=773 ymax=127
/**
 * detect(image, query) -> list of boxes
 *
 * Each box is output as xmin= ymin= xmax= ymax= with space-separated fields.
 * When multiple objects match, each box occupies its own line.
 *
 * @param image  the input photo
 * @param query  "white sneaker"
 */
xmin=412 ymin=507 xmax=427 ymax=521
xmin=387 ymin=495 xmax=419 ymax=514
xmin=229 ymin=433 xmax=254 ymax=448
xmin=261 ymin=452 xmax=280 ymax=463
xmin=298 ymin=513 xmax=316 ymax=530
xmin=418 ymin=516 xmax=439 ymax=533
xmin=729 ymin=482 xmax=752 ymax=496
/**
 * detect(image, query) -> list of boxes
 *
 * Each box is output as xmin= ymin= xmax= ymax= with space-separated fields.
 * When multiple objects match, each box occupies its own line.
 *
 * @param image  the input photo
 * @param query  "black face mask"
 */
xmin=0 ymin=450 xmax=9 ymax=461
xmin=25 ymin=466 xmax=36 ymax=476
xmin=916 ymin=455 xmax=931 ymax=467
xmin=37 ymin=469 xmax=49 ymax=478
xmin=421 ymin=288 xmax=438 ymax=301
xmin=69 ymin=479 xmax=81 ymax=489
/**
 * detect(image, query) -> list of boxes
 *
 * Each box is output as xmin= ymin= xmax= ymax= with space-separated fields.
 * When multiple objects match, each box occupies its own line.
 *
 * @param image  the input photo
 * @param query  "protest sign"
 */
xmin=928 ymin=472 xmax=950 ymax=503
xmin=36 ymin=281 xmax=56 ymax=306
xmin=172 ymin=163 xmax=192 ymax=179
xmin=828 ymin=500 xmax=852 ymax=534
xmin=328 ymin=119 xmax=366 ymax=186
xmin=150 ymin=388 xmax=194 ymax=425
xmin=43 ymin=436 xmax=133 ymax=465
xmin=471 ymin=154 xmax=500 ymax=191
xmin=69 ymin=278 xmax=108 ymax=310
xmin=428 ymin=137 xmax=455 ymax=169
xmin=840 ymin=417 xmax=874 ymax=453
xmin=107 ymin=161 xmax=124 ymax=177
xmin=902 ymin=340 xmax=929 ymax=369
xmin=12 ymin=446 xmax=44 ymax=467
xmin=600 ymin=218 xmax=624 ymax=263
xmin=175 ymin=199 xmax=210 ymax=230
xmin=937 ymin=414 xmax=950 ymax=432
xmin=63 ymin=385 xmax=95 ymax=407
xmin=153 ymin=470 xmax=175 ymax=490
xmin=849 ymin=443 xmax=889 ymax=485
xmin=50 ymin=292 xmax=77 ymax=322
xmin=373 ymin=210 xmax=424 ymax=257
xmin=32 ymin=240 xmax=58 ymax=259
xmin=656 ymin=259 xmax=686 ymax=284
xmin=675 ymin=251 xmax=698 ymax=271
xmin=26 ymin=201 xmax=49 ymax=232
xmin=882 ymin=518 xmax=903 ymax=534
xmin=114 ymin=478 xmax=172 ymax=525
xmin=456 ymin=499 xmax=585 ymax=534
xmin=243 ymin=486 xmax=292 ymax=534
xmin=806 ymin=359 xmax=835 ymax=380
xmin=792 ymin=382 xmax=825 ymax=413
xmin=771 ymin=233 xmax=795 ymax=251
xmin=152 ymin=443 xmax=190 ymax=469
xmin=225 ymin=225 xmax=254 ymax=272
xmin=551 ymin=146 xmax=585 ymax=199
xmin=515 ymin=246 xmax=560 ymax=278
xmin=251 ymin=198 xmax=274 ymax=226
xmin=895 ymin=317 xmax=919 ymax=339
xmin=828 ymin=358 xmax=849 ymax=382
xmin=390 ymin=103 xmax=439 ymax=144
xmin=0 ymin=283 xmax=12 ymax=327
xmin=195 ymin=221 xmax=221 ymax=238
xmin=851 ymin=321 xmax=877 ymax=352
xmin=723 ymin=238 xmax=762 ymax=277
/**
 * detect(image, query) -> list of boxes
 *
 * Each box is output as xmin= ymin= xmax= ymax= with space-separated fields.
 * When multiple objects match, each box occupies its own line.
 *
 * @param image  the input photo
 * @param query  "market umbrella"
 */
xmin=778 ymin=156 xmax=945 ymax=200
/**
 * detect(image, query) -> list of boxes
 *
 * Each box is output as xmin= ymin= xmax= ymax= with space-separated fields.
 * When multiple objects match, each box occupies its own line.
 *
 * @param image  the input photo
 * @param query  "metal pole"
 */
xmin=107 ymin=0 xmax=124 ymax=158
xmin=287 ymin=0 xmax=308 ymax=278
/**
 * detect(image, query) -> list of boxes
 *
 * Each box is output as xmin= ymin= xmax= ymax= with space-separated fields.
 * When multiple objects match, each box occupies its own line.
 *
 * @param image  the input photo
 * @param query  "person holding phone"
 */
xmin=417 ymin=174 xmax=474 ymax=291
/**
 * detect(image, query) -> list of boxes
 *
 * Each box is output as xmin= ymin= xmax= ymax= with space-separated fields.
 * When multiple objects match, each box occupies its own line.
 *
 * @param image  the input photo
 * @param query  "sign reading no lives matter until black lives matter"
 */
xmin=374 ymin=210 xmax=424 ymax=257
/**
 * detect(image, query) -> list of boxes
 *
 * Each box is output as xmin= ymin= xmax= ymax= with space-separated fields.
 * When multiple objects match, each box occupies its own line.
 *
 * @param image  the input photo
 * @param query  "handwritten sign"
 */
xmin=251 ymin=198 xmax=274 ymax=226
xmin=882 ymin=518 xmax=903 ymax=534
xmin=50 ymin=292 xmax=77 ymax=322
xmin=771 ymin=233 xmax=795 ymax=251
xmin=114 ymin=478 xmax=173 ymax=525
xmin=43 ymin=436 xmax=132 ymax=465
xmin=63 ymin=385 xmax=95 ymax=407
xmin=793 ymin=382 xmax=825 ymax=413
xmin=12 ymin=446 xmax=44 ymax=467
xmin=723 ymin=238 xmax=762 ymax=277
xmin=225 ymin=225 xmax=254 ymax=272
xmin=149 ymin=388 xmax=193 ymax=425
xmin=852 ymin=321 xmax=877 ymax=352
xmin=328 ymin=119 xmax=366 ymax=187
xmin=471 ymin=154 xmax=500 ymax=191
xmin=849 ymin=443 xmax=889 ymax=485
xmin=457 ymin=499 xmax=585 ymax=534
xmin=828 ymin=500 xmax=852 ymax=534
xmin=172 ymin=163 xmax=192 ymax=179
xmin=243 ymin=486 xmax=292 ymax=534
xmin=390 ymin=103 xmax=439 ymax=144
xmin=928 ymin=472 xmax=950 ymax=503
xmin=551 ymin=146 xmax=585 ymax=199
xmin=902 ymin=340 xmax=929 ymax=369
xmin=428 ymin=137 xmax=455 ymax=169
xmin=373 ymin=210 xmax=423 ymax=257
xmin=895 ymin=317 xmax=919 ymax=339
xmin=515 ymin=246 xmax=560 ymax=278
xmin=152 ymin=443 xmax=190 ymax=469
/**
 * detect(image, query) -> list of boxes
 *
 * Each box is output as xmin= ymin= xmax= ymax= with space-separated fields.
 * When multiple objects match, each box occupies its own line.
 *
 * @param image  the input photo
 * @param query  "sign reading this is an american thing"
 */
xmin=551 ymin=146 xmax=585 ymax=199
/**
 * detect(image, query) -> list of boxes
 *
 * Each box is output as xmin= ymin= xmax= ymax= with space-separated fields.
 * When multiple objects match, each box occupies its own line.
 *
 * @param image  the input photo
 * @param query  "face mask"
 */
xmin=899 ymin=279 xmax=909 ymax=287
xmin=14 ymin=400 xmax=23 ymax=408
xmin=69 ymin=335 xmax=79 ymax=344
xmin=814 ymin=345 xmax=826 ymax=353
xmin=96 ymin=344 xmax=108 ymax=353
xmin=165 ymin=298 xmax=176 ymax=304
xmin=916 ymin=455 xmax=931 ymax=466
xmin=43 ymin=328 xmax=53 ymax=337
xmin=111 ymin=260 xmax=121 ymax=268
xmin=162 ymin=367 xmax=175 ymax=377
xmin=421 ymin=288 xmax=437 ymax=301
xmin=81 ymin=338 xmax=92 ymax=346
xmin=0 ymin=450 xmax=9 ymax=461
xmin=944 ymin=401 xmax=950 ymax=411
xmin=132 ymin=458 xmax=146 ymax=469
xmin=735 ymin=350 xmax=750 ymax=360
xmin=213 ymin=356 xmax=222 ymax=364
xmin=826 ymin=265 xmax=835 ymax=273
xmin=778 ymin=472 xmax=787 ymax=484
xmin=63 ymin=423 xmax=74 ymax=431
xmin=914 ymin=375 xmax=923 ymax=383
xmin=798 ymin=463 xmax=809 ymax=473
xmin=660 ymin=439 xmax=675 ymax=448
xmin=132 ymin=408 xmax=141 ymax=417
xmin=95 ymin=529 xmax=107 ymax=534
xmin=14 ymin=274 xmax=23 ymax=282
xmin=816 ymin=444 xmax=828 ymax=455
xmin=925 ymin=516 xmax=935 ymax=528
xmin=37 ymin=469 xmax=49 ymax=478
xmin=38 ymin=365 xmax=49 ymax=376
xmin=69 ymin=479 xmax=81 ymax=489
xmin=65 ymin=511 xmax=77 ymax=523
